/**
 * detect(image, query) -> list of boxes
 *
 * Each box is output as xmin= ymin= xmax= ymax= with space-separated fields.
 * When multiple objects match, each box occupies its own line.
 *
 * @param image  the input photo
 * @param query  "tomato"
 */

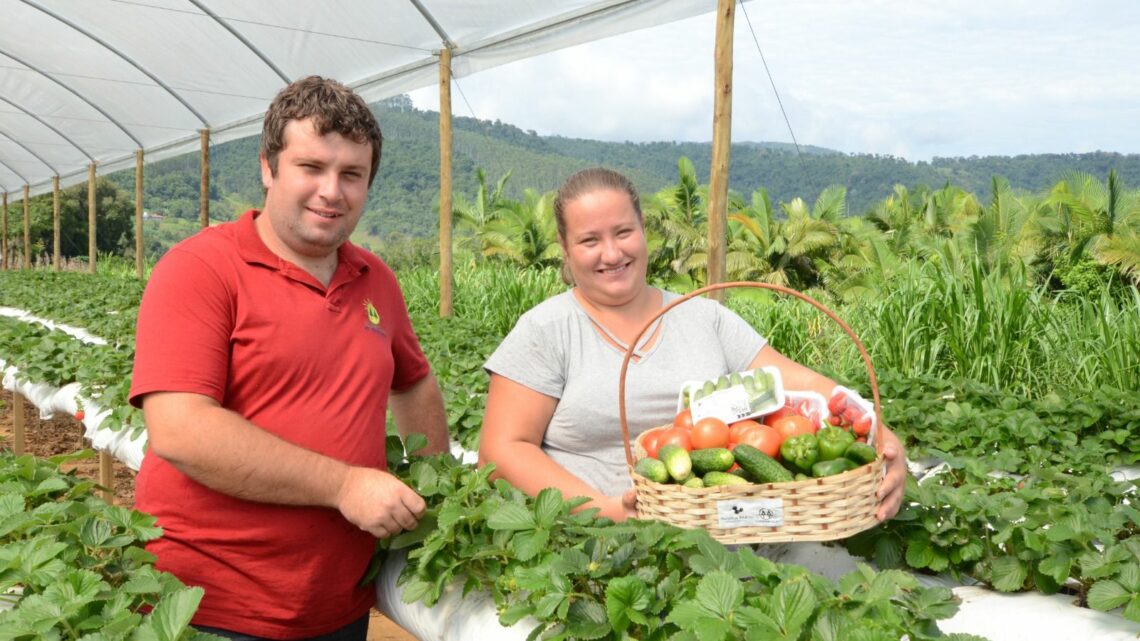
xmin=690 ymin=417 xmax=730 ymax=449
xmin=640 ymin=428 xmax=664 ymax=458
xmin=762 ymin=402 xmax=799 ymax=427
xmin=673 ymin=408 xmax=695 ymax=431
xmin=771 ymin=414 xmax=816 ymax=441
xmin=733 ymin=423 xmax=782 ymax=458
xmin=852 ymin=414 xmax=873 ymax=437
xmin=657 ymin=426 xmax=693 ymax=451
xmin=728 ymin=419 xmax=763 ymax=444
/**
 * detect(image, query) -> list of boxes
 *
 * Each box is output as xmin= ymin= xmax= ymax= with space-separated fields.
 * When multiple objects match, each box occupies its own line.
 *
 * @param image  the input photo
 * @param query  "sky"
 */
xmin=409 ymin=0 xmax=1140 ymax=163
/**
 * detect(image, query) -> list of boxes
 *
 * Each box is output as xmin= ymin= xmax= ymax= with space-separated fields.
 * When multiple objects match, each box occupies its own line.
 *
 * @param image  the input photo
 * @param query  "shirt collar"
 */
xmin=235 ymin=209 xmax=369 ymax=284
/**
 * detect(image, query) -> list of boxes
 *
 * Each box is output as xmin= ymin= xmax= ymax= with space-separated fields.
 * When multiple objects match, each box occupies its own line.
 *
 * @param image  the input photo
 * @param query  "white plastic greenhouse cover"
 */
xmin=0 ymin=0 xmax=715 ymax=199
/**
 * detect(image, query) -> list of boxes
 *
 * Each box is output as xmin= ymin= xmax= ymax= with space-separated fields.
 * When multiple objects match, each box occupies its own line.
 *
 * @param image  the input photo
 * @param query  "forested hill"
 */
xmin=109 ymin=95 xmax=1140 ymax=240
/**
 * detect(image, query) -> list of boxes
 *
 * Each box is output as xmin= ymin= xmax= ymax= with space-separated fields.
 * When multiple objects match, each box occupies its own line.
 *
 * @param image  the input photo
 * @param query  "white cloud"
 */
xmin=411 ymin=0 xmax=1140 ymax=161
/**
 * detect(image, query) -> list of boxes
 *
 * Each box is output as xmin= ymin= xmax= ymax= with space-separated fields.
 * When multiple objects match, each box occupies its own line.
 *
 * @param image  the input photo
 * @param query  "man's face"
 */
xmin=258 ymin=118 xmax=372 ymax=263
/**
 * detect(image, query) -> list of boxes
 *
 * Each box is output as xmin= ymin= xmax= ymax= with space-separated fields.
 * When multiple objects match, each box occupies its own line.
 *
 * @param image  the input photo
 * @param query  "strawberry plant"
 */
xmin=0 ymin=451 xmax=223 ymax=640
xmin=372 ymin=437 xmax=988 ymax=640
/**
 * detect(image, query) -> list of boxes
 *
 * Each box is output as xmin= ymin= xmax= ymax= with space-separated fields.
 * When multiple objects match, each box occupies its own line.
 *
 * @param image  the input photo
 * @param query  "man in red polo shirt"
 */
xmin=130 ymin=76 xmax=449 ymax=640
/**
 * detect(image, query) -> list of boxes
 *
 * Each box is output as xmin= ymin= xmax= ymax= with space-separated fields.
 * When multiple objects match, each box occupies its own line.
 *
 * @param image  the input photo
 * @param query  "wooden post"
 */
xmin=200 ymin=129 xmax=210 ymax=229
xmin=135 ymin=149 xmax=145 ymax=279
xmin=438 ymin=47 xmax=454 ymax=318
xmin=23 ymin=185 xmax=31 ymax=269
xmin=706 ymin=0 xmax=735 ymax=298
xmin=12 ymin=392 xmax=25 ymax=455
xmin=1 ymin=191 xmax=7 ymax=270
xmin=99 ymin=451 xmax=115 ymax=504
xmin=52 ymin=176 xmax=61 ymax=271
xmin=88 ymin=163 xmax=97 ymax=273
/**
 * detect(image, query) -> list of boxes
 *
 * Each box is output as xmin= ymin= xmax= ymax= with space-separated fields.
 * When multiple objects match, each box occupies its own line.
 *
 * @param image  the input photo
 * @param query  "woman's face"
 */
xmin=560 ymin=188 xmax=649 ymax=307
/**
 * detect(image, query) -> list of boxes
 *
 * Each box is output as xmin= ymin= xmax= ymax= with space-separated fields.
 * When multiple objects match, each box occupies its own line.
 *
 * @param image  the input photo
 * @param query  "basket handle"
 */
xmin=619 ymin=281 xmax=882 ymax=466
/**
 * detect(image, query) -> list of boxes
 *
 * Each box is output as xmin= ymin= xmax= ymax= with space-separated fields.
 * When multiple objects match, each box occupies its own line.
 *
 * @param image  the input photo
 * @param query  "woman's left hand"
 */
xmin=875 ymin=426 xmax=908 ymax=521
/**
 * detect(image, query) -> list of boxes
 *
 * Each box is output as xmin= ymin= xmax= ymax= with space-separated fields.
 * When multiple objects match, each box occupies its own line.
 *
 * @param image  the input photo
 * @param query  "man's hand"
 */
xmin=335 ymin=467 xmax=426 ymax=539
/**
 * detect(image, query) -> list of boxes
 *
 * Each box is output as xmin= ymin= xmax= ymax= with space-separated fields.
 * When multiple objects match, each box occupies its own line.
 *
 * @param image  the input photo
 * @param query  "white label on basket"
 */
xmin=716 ymin=498 xmax=785 ymax=528
xmin=692 ymin=387 xmax=753 ymax=424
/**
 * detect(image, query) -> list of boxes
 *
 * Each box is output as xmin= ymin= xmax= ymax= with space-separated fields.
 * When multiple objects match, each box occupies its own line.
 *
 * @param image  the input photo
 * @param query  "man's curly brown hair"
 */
xmin=260 ymin=76 xmax=383 ymax=185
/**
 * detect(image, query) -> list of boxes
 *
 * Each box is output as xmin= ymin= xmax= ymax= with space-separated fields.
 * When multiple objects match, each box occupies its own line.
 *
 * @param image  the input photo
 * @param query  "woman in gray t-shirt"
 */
xmin=479 ymin=168 xmax=908 ymax=523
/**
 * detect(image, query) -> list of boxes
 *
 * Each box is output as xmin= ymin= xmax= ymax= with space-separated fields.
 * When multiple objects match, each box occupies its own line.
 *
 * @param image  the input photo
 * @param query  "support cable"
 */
xmin=738 ymin=0 xmax=817 ymax=195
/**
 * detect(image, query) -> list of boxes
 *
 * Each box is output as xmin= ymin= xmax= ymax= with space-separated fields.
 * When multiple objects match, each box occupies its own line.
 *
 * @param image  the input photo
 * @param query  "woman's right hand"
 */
xmin=595 ymin=489 xmax=638 ymax=522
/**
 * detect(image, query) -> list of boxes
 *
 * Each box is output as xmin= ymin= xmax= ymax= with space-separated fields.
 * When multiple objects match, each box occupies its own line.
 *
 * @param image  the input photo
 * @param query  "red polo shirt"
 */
xmin=130 ymin=210 xmax=430 ymax=638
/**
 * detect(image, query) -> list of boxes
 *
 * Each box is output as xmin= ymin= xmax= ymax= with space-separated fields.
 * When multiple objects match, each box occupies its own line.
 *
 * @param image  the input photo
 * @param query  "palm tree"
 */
xmin=479 ymin=188 xmax=561 ymax=268
xmin=728 ymin=187 xmax=841 ymax=291
xmin=1042 ymin=169 xmax=1140 ymax=285
xmin=643 ymin=157 xmax=708 ymax=284
xmin=453 ymin=168 xmax=512 ymax=256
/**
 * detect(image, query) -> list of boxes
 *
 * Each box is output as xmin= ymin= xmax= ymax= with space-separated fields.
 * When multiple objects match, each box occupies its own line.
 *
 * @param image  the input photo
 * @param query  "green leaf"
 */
xmin=1118 ymin=561 xmax=1140 ymax=592
xmin=693 ymin=617 xmax=733 ymax=641
xmin=605 ymin=576 xmax=651 ymax=632
xmin=1124 ymin=595 xmax=1140 ymax=622
xmin=1037 ymin=552 xmax=1072 ymax=585
xmin=1043 ymin=523 xmax=1076 ymax=542
xmin=989 ymin=556 xmax=1028 ymax=592
xmin=771 ymin=579 xmax=817 ymax=638
xmin=695 ymin=570 xmax=744 ymax=618
xmin=666 ymin=602 xmax=713 ymax=629
xmin=533 ymin=487 xmax=564 ymax=529
xmin=905 ymin=537 xmax=936 ymax=569
xmin=565 ymin=599 xmax=610 ymax=640
xmin=511 ymin=528 xmax=549 ymax=562
xmin=145 ymin=586 xmax=204 ymax=641
xmin=487 ymin=502 xmax=536 ymax=531
xmin=1087 ymin=579 xmax=1131 ymax=611
xmin=808 ymin=609 xmax=846 ymax=641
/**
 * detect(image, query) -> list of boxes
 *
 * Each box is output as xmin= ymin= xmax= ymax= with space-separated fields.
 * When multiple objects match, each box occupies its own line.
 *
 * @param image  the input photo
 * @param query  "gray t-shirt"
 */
xmin=484 ymin=289 xmax=767 ymax=496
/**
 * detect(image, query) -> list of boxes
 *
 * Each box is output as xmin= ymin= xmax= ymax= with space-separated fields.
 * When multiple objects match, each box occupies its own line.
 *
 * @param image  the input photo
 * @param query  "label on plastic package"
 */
xmin=691 ymin=387 xmax=753 ymax=423
xmin=680 ymin=366 xmax=785 ymax=425
xmin=716 ymin=498 xmax=785 ymax=528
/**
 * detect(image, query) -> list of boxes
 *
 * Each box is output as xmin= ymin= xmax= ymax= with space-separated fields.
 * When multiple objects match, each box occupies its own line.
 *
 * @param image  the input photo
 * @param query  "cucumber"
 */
xmin=732 ymin=444 xmax=794 ymax=484
xmin=689 ymin=447 xmax=735 ymax=474
xmin=811 ymin=458 xmax=858 ymax=478
xmin=749 ymin=391 xmax=776 ymax=411
xmin=703 ymin=471 xmax=750 ymax=487
xmin=682 ymin=476 xmax=705 ymax=489
xmin=657 ymin=444 xmax=693 ymax=482
xmin=633 ymin=457 xmax=669 ymax=484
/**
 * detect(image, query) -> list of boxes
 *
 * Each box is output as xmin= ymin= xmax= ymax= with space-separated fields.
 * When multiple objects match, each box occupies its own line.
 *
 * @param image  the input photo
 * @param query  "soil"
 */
xmin=0 ymin=389 xmax=418 ymax=641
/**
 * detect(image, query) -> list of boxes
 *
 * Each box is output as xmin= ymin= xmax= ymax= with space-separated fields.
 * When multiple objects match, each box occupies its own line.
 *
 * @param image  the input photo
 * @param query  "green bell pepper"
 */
xmin=844 ymin=441 xmax=878 ymax=465
xmin=779 ymin=433 xmax=819 ymax=474
xmin=816 ymin=425 xmax=855 ymax=461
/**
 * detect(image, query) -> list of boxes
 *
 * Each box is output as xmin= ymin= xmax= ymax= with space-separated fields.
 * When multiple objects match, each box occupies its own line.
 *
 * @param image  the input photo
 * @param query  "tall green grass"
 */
xmin=400 ymin=261 xmax=565 ymax=336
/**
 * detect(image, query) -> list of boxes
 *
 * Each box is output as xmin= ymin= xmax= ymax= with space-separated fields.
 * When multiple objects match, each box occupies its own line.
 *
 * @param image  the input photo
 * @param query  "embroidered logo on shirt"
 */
xmin=363 ymin=299 xmax=386 ymax=336
xmin=364 ymin=299 xmax=381 ymax=325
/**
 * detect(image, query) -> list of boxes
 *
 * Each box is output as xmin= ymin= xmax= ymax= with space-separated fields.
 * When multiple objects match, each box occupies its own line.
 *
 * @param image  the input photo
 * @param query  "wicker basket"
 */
xmin=619 ymin=281 xmax=886 ymax=544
